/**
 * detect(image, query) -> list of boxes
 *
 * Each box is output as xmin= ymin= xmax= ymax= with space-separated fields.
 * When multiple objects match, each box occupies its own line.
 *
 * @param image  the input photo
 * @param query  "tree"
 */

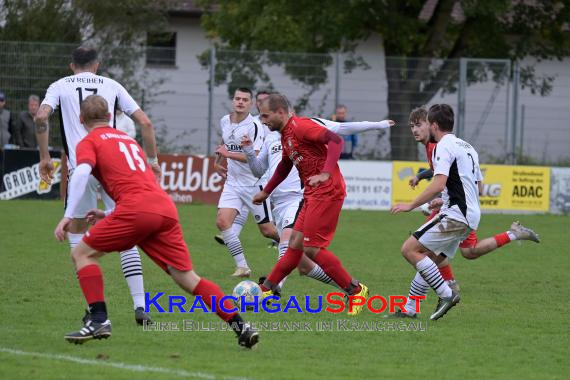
xmin=196 ymin=0 xmax=570 ymax=159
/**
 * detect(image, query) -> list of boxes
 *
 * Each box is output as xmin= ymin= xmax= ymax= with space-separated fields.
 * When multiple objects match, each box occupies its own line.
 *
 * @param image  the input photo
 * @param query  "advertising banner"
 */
xmin=0 ymin=149 xmax=62 ymax=200
xmin=392 ymin=161 xmax=550 ymax=212
xmin=339 ymin=160 xmax=392 ymax=210
xmin=158 ymin=154 xmax=224 ymax=204
xmin=550 ymin=167 xmax=570 ymax=214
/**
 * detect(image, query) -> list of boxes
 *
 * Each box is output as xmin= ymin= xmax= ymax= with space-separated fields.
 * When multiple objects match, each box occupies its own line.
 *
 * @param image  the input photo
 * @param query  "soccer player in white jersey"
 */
xmin=391 ymin=104 xmax=481 ymax=320
xmin=214 ymin=90 xmax=273 ymax=247
xmin=214 ymin=87 xmax=280 ymax=277
xmin=34 ymin=46 xmax=160 ymax=324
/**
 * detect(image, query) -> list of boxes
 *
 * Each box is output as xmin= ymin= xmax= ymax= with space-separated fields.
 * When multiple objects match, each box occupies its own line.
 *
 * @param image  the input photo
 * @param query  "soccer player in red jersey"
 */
xmin=252 ymin=94 xmax=369 ymax=316
xmin=390 ymin=106 xmax=540 ymax=319
xmin=54 ymin=95 xmax=258 ymax=348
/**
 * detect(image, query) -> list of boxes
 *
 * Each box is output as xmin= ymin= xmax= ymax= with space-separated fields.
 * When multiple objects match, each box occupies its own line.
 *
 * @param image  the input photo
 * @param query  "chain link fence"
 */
xmin=1 ymin=41 xmax=569 ymax=165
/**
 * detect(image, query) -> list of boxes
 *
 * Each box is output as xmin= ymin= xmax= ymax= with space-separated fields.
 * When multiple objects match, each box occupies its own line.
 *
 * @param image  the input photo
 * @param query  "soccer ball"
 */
xmin=232 ymin=280 xmax=262 ymax=310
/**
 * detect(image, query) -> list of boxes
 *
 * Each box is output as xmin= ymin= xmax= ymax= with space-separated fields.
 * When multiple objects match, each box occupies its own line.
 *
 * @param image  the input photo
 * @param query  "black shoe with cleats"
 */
xmin=383 ymin=310 xmax=417 ymax=319
xmin=135 ymin=307 xmax=153 ymax=325
xmin=65 ymin=320 xmax=112 ymax=344
xmin=238 ymin=323 xmax=259 ymax=349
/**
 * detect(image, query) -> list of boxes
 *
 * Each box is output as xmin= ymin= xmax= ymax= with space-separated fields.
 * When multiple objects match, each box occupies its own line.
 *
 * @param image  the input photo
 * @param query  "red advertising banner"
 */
xmin=158 ymin=154 xmax=224 ymax=204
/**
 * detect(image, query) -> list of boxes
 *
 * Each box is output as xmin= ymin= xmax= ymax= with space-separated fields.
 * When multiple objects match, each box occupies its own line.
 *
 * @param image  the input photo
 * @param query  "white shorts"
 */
xmin=65 ymin=173 xmax=115 ymax=219
xmin=272 ymin=196 xmax=303 ymax=235
xmin=218 ymin=184 xmax=272 ymax=224
xmin=413 ymin=214 xmax=471 ymax=259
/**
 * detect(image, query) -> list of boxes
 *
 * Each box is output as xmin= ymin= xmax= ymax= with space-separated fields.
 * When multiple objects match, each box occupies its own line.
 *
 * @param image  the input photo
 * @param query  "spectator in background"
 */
xmin=334 ymin=104 xmax=357 ymax=159
xmin=0 ymin=91 xmax=15 ymax=147
xmin=15 ymin=95 xmax=41 ymax=148
xmin=115 ymin=108 xmax=136 ymax=138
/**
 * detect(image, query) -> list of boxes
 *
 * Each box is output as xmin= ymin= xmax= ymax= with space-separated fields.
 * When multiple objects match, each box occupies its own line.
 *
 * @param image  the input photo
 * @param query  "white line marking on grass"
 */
xmin=0 ymin=347 xmax=251 ymax=380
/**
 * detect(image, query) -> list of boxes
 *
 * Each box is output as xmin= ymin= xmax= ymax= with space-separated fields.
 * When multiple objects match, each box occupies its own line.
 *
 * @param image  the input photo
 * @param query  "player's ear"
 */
xmin=69 ymin=63 xmax=75 ymax=72
xmin=105 ymin=112 xmax=111 ymax=121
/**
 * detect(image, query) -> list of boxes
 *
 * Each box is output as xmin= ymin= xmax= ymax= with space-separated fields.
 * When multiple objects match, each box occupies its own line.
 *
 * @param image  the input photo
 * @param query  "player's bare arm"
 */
xmin=391 ymin=174 xmax=447 ymax=214
xmin=86 ymin=208 xmax=106 ymax=225
xmin=34 ymin=104 xmax=55 ymax=183
xmin=130 ymin=109 xmax=161 ymax=180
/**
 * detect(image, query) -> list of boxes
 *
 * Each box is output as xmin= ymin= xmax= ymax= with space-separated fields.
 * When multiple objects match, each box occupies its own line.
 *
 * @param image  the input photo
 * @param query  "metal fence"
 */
xmin=1 ymin=41 xmax=569 ymax=165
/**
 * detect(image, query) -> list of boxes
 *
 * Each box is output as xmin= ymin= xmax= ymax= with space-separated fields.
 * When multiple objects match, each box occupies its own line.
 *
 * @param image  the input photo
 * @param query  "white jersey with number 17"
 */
xmin=41 ymin=71 xmax=140 ymax=169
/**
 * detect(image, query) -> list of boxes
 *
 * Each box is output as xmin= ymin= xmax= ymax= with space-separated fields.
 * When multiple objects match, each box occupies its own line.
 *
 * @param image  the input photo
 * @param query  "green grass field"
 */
xmin=0 ymin=200 xmax=568 ymax=379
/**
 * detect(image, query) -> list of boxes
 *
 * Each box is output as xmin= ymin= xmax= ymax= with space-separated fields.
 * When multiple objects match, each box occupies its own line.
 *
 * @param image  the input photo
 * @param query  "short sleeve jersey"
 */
xmin=75 ymin=127 xmax=176 ymax=218
xmin=432 ymin=134 xmax=482 ymax=229
xmin=42 ymin=72 xmax=140 ymax=169
xmin=220 ymin=113 xmax=265 ymax=186
xmin=280 ymin=116 xmax=346 ymax=200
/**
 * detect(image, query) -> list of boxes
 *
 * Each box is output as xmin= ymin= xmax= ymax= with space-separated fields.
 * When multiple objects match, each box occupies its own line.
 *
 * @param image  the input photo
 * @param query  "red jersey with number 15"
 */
xmin=75 ymin=126 xmax=177 ymax=218
xmin=281 ymin=116 xmax=346 ymax=200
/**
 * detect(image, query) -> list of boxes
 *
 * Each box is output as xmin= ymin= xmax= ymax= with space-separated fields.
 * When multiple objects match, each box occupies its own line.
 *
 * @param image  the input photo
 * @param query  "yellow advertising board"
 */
xmin=392 ymin=162 xmax=550 ymax=212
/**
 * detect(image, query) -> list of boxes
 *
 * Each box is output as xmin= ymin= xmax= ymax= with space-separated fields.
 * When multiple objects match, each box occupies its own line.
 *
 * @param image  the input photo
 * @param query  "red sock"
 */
xmin=312 ymin=249 xmax=352 ymax=290
xmin=77 ymin=264 xmax=105 ymax=304
xmin=494 ymin=232 xmax=512 ymax=247
xmin=265 ymin=247 xmax=304 ymax=289
xmin=193 ymin=278 xmax=236 ymax=322
xmin=438 ymin=264 xmax=454 ymax=281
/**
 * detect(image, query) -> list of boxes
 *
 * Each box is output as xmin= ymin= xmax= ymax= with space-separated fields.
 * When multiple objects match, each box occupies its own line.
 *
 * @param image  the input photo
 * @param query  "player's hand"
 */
xmin=215 ymin=145 xmax=229 ymax=158
xmin=308 ymin=172 xmax=330 ymax=187
xmin=150 ymin=162 xmax=162 ymax=183
xmin=428 ymin=198 xmax=444 ymax=211
xmin=214 ymin=162 xmax=227 ymax=179
xmin=386 ymin=120 xmax=396 ymax=127
xmin=252 ymin=190 xmax=269 ymax=205
xmin=54 ymin=217 xmax=72 ymax=242
xmin=240 ymin=135 xmax=253 ymax=147
xmin=409 ymin=176 xmax=420 ymax=189
xmin=39 ymin=158 xmax=55 ymax=184
xmin=86 ymin=208 xmax=106 ymax=225
xmin=390 ymin=203 xmax=413 ymax=214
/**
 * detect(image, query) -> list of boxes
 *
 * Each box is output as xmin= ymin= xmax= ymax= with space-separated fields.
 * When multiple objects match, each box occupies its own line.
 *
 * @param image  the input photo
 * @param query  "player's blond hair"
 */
xmin=409 ymin=106 xmax=428 ymax=126
xmin=80 ymin=95 xmax=110 ymax=125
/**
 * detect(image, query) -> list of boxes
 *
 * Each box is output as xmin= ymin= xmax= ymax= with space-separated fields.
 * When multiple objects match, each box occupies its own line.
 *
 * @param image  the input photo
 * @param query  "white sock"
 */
xmin=222 ymin=228 xmax=248 ymax=268
xmin=120 ymin=247 xmax=146 ymax=309
xmin=232 ymin=211 xmax=248 ymax=236
xmin=415 ymin=257 xmax=452 ymax=299
xmin=405 ymin=272 xmax=429 ymax=315
xmin=507 ymin=231 xmax=517 ymax=241
xmin=307 ymin=265 xmax=339 ymax=289
xmin=68 ymin=232 xmax=84 ymax=250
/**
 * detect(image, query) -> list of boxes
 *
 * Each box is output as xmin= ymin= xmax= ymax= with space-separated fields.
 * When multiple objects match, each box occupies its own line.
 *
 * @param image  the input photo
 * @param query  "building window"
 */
xmin=146 ymin=32 xmax=176 ymax=66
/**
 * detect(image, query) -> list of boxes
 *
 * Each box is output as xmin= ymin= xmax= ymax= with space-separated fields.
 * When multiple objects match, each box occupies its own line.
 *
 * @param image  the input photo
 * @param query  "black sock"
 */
xmin=228 ymin=314 xmax=244 ymax=337
xmin=89 ymin=302 xmax=108 ymax=323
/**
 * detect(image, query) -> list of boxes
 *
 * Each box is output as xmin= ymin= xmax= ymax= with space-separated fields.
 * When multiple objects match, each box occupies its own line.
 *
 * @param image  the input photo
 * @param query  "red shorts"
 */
xmin=294 ymin=198 xmax=343 ymax=248
xmin=459 ymin=230 xmax=478 ymax=248
xmin=83 ymin=211 xmax=192 ymax=272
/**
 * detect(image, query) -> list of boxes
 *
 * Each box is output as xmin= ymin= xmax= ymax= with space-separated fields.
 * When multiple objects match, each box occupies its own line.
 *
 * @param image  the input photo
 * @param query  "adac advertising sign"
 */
xmin=392 ymin=161 xmax=550 ymax=212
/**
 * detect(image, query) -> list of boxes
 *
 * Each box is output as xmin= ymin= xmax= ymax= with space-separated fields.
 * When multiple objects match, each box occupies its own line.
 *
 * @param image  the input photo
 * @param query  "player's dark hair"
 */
xmin=265 ymin=93 xmax=290 ymax=113
xmin=235 ymin=87 xmax=253 ymax=99
xmin=409 ymin=106 xmax=428 ymax=126
xmin=428 ymin=104 xmax=454 ymax=132
xmin=255 ymin=90 xmax=270 ymax=99
xmin=72 ymin=46 xmax=99 ymax=68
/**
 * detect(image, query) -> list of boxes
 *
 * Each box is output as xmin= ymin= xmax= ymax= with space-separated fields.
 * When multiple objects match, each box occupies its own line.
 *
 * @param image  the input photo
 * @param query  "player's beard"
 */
xmin=428 ymin=130 xmax=437 ymax=143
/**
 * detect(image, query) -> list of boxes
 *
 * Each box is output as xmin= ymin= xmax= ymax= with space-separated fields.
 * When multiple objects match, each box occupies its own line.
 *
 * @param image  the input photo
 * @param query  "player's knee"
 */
xmin=216 ymin=217 xmax=231 ymax=231
xmin=303 ymin=246 xmax=319 ymax=259
xmin=297 ymin=262 xmax=313 ymax=276
xmin=461 ymin=248 xmax=477 ymax=260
